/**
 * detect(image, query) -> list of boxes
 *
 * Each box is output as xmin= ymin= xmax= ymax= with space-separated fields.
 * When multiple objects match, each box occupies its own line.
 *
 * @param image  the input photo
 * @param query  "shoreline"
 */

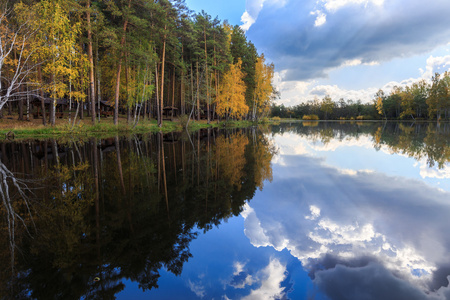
xmin=0 ymin=115 xmax=259 ymax=140
xmin=1 ymin=116 xmax=446 ymax=141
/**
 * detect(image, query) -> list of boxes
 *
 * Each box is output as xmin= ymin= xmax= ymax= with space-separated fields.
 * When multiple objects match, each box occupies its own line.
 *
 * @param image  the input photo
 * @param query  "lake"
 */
xmin=1 ymin=121 xmax=449 ymax=300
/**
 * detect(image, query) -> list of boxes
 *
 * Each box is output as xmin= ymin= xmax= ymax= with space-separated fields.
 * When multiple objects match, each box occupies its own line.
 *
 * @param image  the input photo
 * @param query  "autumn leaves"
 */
xmin=216 ymin=55 xmax=275 ymax=120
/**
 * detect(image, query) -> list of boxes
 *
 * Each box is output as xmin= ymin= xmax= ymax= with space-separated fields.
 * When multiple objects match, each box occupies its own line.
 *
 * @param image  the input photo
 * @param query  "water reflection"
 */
xmin=0 ymin=122 xmax=449 ymax=299
xmin=0 ymin=128 xmax=275 ymax=299
xmin=246 ymin=121 xmax=450 ymax=299
xmin=272 ymin=121 xmax=450 ymax=171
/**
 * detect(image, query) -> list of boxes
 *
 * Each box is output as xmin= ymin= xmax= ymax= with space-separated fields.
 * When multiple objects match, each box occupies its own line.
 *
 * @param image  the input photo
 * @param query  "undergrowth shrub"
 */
xmin=302 ymin=114 xmax=319 ymax=120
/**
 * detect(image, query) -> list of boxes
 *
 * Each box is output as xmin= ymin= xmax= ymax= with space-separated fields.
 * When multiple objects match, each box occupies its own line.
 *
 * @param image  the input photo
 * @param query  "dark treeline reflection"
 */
xmin=271 ymin=121 xmax=450 ymax=168
xmin=0 ymin=128 xmax=275 ymax=299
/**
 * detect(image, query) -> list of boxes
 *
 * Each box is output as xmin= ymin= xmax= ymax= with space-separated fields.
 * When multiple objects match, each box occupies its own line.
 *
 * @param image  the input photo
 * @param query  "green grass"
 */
xmin=0 ymin=111 xmax=296 ymax=142
xmin=0 ymin=117 xmax=269 ymax=141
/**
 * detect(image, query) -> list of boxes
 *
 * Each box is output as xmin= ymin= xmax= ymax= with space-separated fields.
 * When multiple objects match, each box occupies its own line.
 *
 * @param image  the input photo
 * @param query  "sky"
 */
xmin=185 ymin=0 xmax=450 ymax=105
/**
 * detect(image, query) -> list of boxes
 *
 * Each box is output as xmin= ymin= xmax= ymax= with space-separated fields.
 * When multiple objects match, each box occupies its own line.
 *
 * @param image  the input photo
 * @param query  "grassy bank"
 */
xmin=0 ymin=113 xmax=257 ymax=140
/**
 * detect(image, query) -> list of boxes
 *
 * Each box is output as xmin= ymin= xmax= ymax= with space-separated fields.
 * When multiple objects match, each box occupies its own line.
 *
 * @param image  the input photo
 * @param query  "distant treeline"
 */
xmin=0 ymin=0 xmax=276 ymax=126
xmin=271 ymin=72 xmax=450 ymax=120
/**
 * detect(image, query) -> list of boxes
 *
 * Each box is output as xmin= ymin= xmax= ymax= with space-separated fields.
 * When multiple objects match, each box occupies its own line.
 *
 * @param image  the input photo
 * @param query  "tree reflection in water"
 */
xmin=1 ymin=122 xmax=447 ymax=299
xmin=272 ymin=121 xmax=450 ymax=169
xmin=0 ymin=128 xmax=276 ymax=299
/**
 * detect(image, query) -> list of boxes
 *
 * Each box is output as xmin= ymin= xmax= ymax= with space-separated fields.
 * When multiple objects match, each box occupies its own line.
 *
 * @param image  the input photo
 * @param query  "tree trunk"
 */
xmin=196 ymin=61 xmax=200 ymax=121
xmin=191 ymin=64 xmax=194 ymax=115
xmin=204 ymin=25 xmax=210 ymax=124
xmin=26 ymin=85 xmax=30 ymax=121
xmin=114 ymin=0 xmax=132 ymax=125
xmin=126 ymin=63 xmax=131 ymax=125
xmin=181 ymin=46 xmax=185 ymax=115
xmin=87 ymin=0 xmax=96 ymax=124
xmin=159 ymin=25 xmax=167 ymax=128
xmin=156 ymin=63 xmax=161 ymax=126
xmin=18 ymin=98 xmax=23 ymax=121
xmin=96 ymin=37 xmax=101 ymax=123
xmin=172 ymin=67 xmax=175 ymax=118
xmin=115 ymin=136 xmax=126 ymax=194
xmin=38 ymin=65 xmax=46 ymax=125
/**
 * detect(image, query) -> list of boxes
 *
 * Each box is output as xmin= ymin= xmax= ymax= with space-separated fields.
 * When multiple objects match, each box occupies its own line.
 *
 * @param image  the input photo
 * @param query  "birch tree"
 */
xmin=0 ymin=5 xmax=40 ymax=112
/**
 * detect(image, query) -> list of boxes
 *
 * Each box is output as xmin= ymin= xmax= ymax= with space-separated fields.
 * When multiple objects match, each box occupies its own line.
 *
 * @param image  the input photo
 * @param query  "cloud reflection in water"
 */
xmin=243 ymin=133 xmax=450 ymax=300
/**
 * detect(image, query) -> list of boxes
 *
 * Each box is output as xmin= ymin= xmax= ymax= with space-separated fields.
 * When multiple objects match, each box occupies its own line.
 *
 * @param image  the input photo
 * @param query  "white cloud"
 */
xmin=338 ymin=168 xmax=358 ymax=176
xmin=233 ymin=261 xmax=246 ymax=275
xmin=229 ymin=261 xmax=256 ymax=289
xmin=241 ymin=204 xmax=271 ymax=248
xmin=305 ymin=205 xmax=321 ymax=220
xmin=275 ymin=53 xmax=450 ymax=105
xmin=310 ymin=0 xmax=385 ymax=28
xmin=421 ymin=55 xmax=450 ymax=80
xmin=240 ymin=11 xmax=255 ymax=31
xmin=308 ymin=135 xmax=375 ymax=152
xmin=241 ymin=0 xmax=287 ymax=31
xmin=315 ymin=13 xmax=327 ymax=27
xmin=247 ymin=0 xmax=450 ymax=106
xmin=188 ymin=280 xmax=206 ymax=298
xmin=311 ymin=10 xmax=327 ymax=27
xmin=310 ymin=84 xmax=379 ymax=103
xmin=273 ymin=72 xmax=315 ymax=105
xmin=241 ymin=258 xmax=287 ymax=300
xmin=341 ymin=59 xmax=363 ymax=67
xmin=322 ymin=0 xmax=384 ymax=12
xmin=419 ymin=160 xmax=450 ymax=179
xmin=339 ymin=59 xmax=379 ymax=68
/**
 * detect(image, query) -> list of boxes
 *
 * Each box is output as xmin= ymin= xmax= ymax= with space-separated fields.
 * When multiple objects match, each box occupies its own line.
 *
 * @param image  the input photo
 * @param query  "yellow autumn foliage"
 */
xmin=253 ymin=54 xmax=274 ymax=119
xmin=216 ymin=59 xmax=248 ymax=119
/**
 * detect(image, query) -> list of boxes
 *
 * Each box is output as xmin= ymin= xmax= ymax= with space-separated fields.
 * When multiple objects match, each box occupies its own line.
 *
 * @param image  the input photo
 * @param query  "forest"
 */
xmin=0 ymin=0 xmax=276 ymax=127
xmin=271 ymin=72 xmax=450 ymax=121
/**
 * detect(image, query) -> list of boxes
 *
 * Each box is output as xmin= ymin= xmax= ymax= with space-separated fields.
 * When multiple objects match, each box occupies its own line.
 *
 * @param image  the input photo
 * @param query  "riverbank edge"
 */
xmin=0 ymin=119 xmax=264 ymax=141
xmin=2 ymin=118 xmax=446 ymax=141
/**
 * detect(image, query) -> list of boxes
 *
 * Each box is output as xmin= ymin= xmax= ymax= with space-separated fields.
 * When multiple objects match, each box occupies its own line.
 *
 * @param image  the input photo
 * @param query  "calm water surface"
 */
xmin=1 ymin=122 xmax=450 ymax=299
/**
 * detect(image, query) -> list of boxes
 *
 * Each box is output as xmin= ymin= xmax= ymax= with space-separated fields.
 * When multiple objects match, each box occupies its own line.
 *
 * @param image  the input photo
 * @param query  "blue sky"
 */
xmin=185 ymin=0 xmax=450 ymax=105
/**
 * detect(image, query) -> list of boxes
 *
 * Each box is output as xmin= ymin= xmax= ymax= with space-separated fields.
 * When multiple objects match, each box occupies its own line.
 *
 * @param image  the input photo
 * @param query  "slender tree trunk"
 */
xmin=196 ymin=61 xmax=200 ymax=121
xmin=71 ymin=101 xmax=81 ymax=130
xmin=96 ymin=38 xmax=101 ymax=123
xmin=115 ymin=136 xmax=126 ymax=194
xmin=213 ymin=32 xmax=217 ymax=122
xmin=18 ymin=97 xmax=23 ymax=121
xmin=51 ymin=88 xmax=55 ymax=125
xmin=172 ymin=67 xmax=175 ymax=118
xmin=38 ymin=65 xmax=46 ymax=125
xmin=114 ymin=0 xmax=132 ymax=125
xmin=204 ymin=25 xmax=210 ymax=124
xmin=159 ymin=25 xmax=167 ymax=128
xmin=161 ymin=133 xmax=169 ymax=213
xmin=80 ymin=99 xmax=84 ymax=120
xmin=181 ymin=46 xmax=185 ymax=115
xmin=26 ymin=85 xmax=30 ymax=121
xmin=191 ymin=64 xmax=194 ymax=115
xmin=156 ymin=63 xmax=161 ymax=126
xmin=87 ymin=0 xmax=96 ymax=124
xmin=126 ymin=62 xmax=131 ymax=125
